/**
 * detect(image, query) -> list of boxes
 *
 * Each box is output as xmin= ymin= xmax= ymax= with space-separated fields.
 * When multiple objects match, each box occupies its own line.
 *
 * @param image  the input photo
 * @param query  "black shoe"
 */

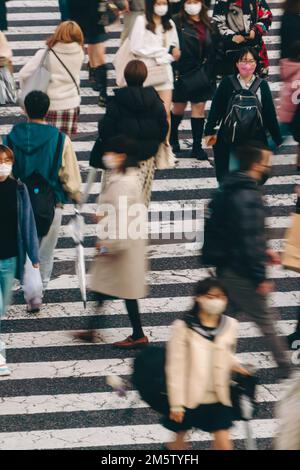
xmin=288 ymin=331 xmax=300 ymax=349
xmin=191 ymin=147 xmax=208 ymax=160
xmin=87 ymin=62 xmax=96 ymax=84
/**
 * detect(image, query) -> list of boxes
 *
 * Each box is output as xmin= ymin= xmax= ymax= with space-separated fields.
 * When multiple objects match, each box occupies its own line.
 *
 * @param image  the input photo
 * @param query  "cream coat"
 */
xmin=166 ymin=318 xmax=240 ymax=410
xmin=89 ymin=168 xmax=148 ymax=300
xmin=19 ymin=42 xmax=84 ymax=111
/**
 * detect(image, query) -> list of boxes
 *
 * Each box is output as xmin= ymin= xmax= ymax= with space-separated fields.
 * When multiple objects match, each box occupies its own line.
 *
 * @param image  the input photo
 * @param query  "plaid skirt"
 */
xmin=45 ymin=107 xmax=80 ymax=137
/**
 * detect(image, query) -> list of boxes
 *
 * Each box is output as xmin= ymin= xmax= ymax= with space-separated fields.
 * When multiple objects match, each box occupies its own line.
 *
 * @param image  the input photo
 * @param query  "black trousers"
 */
xmin=89 ymin=292 xmax=144 ymax=340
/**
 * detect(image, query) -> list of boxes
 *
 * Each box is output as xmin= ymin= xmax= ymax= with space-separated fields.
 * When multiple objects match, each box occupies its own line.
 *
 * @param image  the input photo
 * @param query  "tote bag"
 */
xmin=0 ymin=65 xmax=17 ymax=105
xmin=282 ymin=213 xmax=300 ymax=273
xmin=19 ymin=49 xmax=51 ymax=107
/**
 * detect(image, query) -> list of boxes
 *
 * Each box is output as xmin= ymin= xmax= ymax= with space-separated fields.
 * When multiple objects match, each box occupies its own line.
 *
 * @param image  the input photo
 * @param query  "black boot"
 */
xmin=94 ymin=64 xmax=108 ymax=107
xmin=191 ymin=117 xmax=208 ymax=160
xmin=288 ymin=307 xmax=300 ymax=349
xmin=170 ymin=113 xmax=183 ymax=153
xmin=87 ymin=62 xmax=96 ymax=84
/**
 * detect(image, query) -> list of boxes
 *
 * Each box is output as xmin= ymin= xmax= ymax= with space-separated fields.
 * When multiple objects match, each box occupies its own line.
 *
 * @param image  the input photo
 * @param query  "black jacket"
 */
xmin=219 ymin=171 xmax=267 ymax=285
xmin=90 ymin=86 xmax=168 ymax=168
xmin=281 ymin=11 xmax=300 ymax=59
xmin=173 ymin=15 xmax=220 ymax=76
xmin=204 ymin=75 xmax=282 ymax=146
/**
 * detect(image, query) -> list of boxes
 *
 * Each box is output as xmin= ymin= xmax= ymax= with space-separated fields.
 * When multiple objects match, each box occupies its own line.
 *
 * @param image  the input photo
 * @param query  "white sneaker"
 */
xmin=0 ymin=365 xmax=11 ymax=377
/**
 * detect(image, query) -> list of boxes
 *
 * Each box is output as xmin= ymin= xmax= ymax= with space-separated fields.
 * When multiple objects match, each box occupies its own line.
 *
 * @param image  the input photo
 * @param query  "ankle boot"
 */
xmin=170 ymin=113 xmax=183 ymax=153
xmin=94 ymin=64 xmax=108 ymax=107
xmin=191 ymin=117 xmax=208 ymax=160
xmin=87 ymin=62 xmax=96 ymax=83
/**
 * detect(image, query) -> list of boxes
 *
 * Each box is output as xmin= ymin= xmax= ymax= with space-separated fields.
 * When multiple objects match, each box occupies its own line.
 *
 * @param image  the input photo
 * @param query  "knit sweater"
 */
xmin=19 ymin=42 xmax=84 ymax=111
xmin=204 ymin=74 xmax=282 ymax=146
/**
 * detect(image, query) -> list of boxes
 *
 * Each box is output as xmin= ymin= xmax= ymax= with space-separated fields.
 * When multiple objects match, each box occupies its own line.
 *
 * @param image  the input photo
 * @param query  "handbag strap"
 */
xmin=49 ymin=48 xmax=80 ymax=96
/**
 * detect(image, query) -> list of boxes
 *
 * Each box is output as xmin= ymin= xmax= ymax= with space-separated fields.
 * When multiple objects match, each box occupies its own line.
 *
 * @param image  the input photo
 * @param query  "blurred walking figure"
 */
xmin=278 ymin=41 xmax=300 ymax=171
xmin=3 ymin=91 xmax=81 ymax=310
xmin=213 ymin=0 xmax=272 ymax=77
xmin=130 ymin=0 xmax=180 ymax=135
xmin=281 ymin=0 xmax=300 ymax=60
xmin=204 ymin=48 xmax=282 ymax=183
xmin=0 ymin=30 xmax=17 ymax=105
xmin=19 ymin=21 xmax=84 ymax=137
xmin=0 ymin=145 xmax=39 ymax=376
xmin=170 ymin=0 xmax=219 ymax=160
xmin=202 ymin=142 xmax=291 ymax=379
xmin=58 ymin=0 xmax=70 ymax=21
xmin=164 ymin=278 xmax=249 ymax=450
xmin=90 ymin=59 xmax=168 ymax=206
xmin=75 ymin=135 xmax=149 ymax=348
xmin=120 ymin=0 xmax=145 ymax=44
xmin=69 ymin=0 xmax=120 ymax=107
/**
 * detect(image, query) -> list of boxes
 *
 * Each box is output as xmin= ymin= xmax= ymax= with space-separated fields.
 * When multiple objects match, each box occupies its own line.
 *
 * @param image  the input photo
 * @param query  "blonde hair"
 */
xmin=46 ymin=21 xmax=84 ymax=48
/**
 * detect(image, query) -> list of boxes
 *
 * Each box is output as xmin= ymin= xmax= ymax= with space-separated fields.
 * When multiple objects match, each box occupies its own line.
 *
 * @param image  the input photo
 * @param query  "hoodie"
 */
xmin=4 ymin=122 xmax=68 ymax=204
xmin=278 ymin=59 xmax=300 ymax=124
xmin=219 ymin=171 xmax=267 ymax=285
xmin=90 ymin=86 xmax=168 ymax=167
xmin=19 ymin=42 xmax=84 ymax=111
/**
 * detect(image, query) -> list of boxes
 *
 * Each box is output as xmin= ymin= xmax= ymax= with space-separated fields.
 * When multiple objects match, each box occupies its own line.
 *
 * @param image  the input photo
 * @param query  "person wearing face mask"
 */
xmin=203 ymin=142 xmax=291 ymax=380
xmin=164 ymin=277 xmax=249 ymax=451
xmin=130 ymin=0 xmax=180 ymax=138
xmin=212 ymin=0 xmax=272 ymax=77
xmin=0 ymin=145 xmax=39 ymax=376
xmin=204 ymin=48 xmax=282 ymax=183
xmin=170 ymin=0 xmax=220 ymax=160
xmin=75 ymin=135 xmax=149 ymax=348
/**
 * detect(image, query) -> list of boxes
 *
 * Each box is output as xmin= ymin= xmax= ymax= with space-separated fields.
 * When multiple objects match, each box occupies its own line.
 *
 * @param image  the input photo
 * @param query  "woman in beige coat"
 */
xmin=165 ymin=278 xmax=250 ymax=450
xmin=75 ymin=135 xmax=149 ymax=349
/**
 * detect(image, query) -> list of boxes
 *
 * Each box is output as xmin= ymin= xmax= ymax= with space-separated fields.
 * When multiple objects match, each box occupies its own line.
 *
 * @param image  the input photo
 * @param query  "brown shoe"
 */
xmin=113 ymin=335 xmax=149 ymax=349
xmin=73 ymin=330 xmax=97 ymax=343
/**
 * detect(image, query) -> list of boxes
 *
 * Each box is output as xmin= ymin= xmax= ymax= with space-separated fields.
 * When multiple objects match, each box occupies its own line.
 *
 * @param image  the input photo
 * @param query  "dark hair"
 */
xmin=186 ymin=277 xmax=228 ymax=320
xmin=145 ymin=0 xmax=173 ymax=33
xmin=235 ymin=47 xmax=261 ymax=74
xmin=235 ymin=141 xmax=271 ymax=171
xmin=24 ymin=91 xmax=50 ymax=119
xmin=102 ymin=135 xmax=139 ymax=172
xmin=0 ymin=144 xmax=14 ymax=163
xmin=283 ymin=0 xmax=300 ymax=13
xmin=124 ymin=60 xmax=148 ymax=86
xmin=178 ymin=0 xmax=213 ymax=31
xmin=289 ymin=40 xmax=300 ymax=61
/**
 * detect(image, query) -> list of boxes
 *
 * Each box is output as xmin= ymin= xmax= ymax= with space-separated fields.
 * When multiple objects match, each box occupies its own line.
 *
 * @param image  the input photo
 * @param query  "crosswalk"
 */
xmin=0 ymin=0 xmax=298 ymax=450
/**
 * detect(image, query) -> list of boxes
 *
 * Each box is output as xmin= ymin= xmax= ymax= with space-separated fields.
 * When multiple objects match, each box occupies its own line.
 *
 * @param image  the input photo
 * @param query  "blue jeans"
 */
xmin=58 ymin=0 xmax=70 ymax=21
xmin=0 ymin=257 xmax=17 ymax=321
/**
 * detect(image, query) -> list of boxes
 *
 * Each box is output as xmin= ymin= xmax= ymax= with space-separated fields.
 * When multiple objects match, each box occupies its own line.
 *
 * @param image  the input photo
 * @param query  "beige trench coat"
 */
xmin=89 ymin=168 xmax=148 ymax=299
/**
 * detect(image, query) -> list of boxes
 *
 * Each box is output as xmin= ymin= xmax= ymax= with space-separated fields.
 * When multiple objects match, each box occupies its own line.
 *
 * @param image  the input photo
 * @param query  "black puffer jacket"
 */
xmin=90 ymin=86 xmax=168 ymax=168
xmin=219 ymin=171 xmax=268 ymax=285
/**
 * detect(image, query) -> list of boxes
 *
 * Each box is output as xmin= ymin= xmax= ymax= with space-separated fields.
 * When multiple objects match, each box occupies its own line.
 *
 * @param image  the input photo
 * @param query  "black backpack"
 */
xmin=223 ymin=75 xmax=263 ymax=145
xmin=202 ymin=187 xmax=230 ymax=267
xmin=19 ymin=133 xmax=62 ymax=238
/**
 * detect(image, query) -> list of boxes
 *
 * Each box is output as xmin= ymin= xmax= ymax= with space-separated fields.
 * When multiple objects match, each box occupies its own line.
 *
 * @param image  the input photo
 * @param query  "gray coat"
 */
xmin=16 ymin=181 xmax=40 ymax=282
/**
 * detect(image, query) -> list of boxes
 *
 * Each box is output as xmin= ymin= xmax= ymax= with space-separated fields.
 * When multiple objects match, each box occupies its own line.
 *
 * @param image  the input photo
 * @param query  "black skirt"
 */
xmin=162 ymin=402 xmax=233 ymax=433
xmin=173 ymin=78 xmax=215 ymax=104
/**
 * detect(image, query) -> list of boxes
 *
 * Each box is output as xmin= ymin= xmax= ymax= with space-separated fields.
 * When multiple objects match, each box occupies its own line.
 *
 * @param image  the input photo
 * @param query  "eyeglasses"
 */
xmin=239 ymin=60 xmax=256 ymax=64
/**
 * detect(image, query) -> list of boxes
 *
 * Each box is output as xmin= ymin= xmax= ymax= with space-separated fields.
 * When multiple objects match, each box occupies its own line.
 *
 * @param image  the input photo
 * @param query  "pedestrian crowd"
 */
xmin=0 ymin=0 xmax=300 ymax=450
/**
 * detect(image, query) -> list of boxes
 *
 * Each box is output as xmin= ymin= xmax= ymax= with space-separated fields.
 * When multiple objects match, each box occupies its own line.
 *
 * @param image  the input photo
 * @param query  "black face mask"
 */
xmin=260 ymin=171 xmax=270 ymax=185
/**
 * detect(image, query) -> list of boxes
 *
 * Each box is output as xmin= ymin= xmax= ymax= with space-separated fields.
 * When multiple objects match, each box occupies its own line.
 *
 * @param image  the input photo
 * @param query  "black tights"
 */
xmin=89 ymin=293 xmax=145 ymax=340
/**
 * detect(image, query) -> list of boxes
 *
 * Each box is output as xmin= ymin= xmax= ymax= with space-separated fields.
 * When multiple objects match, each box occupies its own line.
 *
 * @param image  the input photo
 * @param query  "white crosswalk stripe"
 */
xmin=0 ymin=0 xmax=297 ymax=451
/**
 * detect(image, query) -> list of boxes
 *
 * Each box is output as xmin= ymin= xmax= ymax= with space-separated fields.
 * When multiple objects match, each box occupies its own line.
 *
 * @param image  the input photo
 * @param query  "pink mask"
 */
xmin=237 ymin=62 xmax=256 ymax=76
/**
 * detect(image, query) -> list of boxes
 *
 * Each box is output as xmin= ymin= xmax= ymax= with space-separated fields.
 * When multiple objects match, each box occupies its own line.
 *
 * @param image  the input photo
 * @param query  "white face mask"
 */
xmin=200 ymin=298 xmax=227 ymax=316
xmin=184 ymin=2 xmax=202 ymax=16
xmin=0 ymin=163 xmax=12 ymax=178
xmin=102 ymin=155 xmax=120 ymax=170
xmin=154 ymin=4 xmax=168 ymax=16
